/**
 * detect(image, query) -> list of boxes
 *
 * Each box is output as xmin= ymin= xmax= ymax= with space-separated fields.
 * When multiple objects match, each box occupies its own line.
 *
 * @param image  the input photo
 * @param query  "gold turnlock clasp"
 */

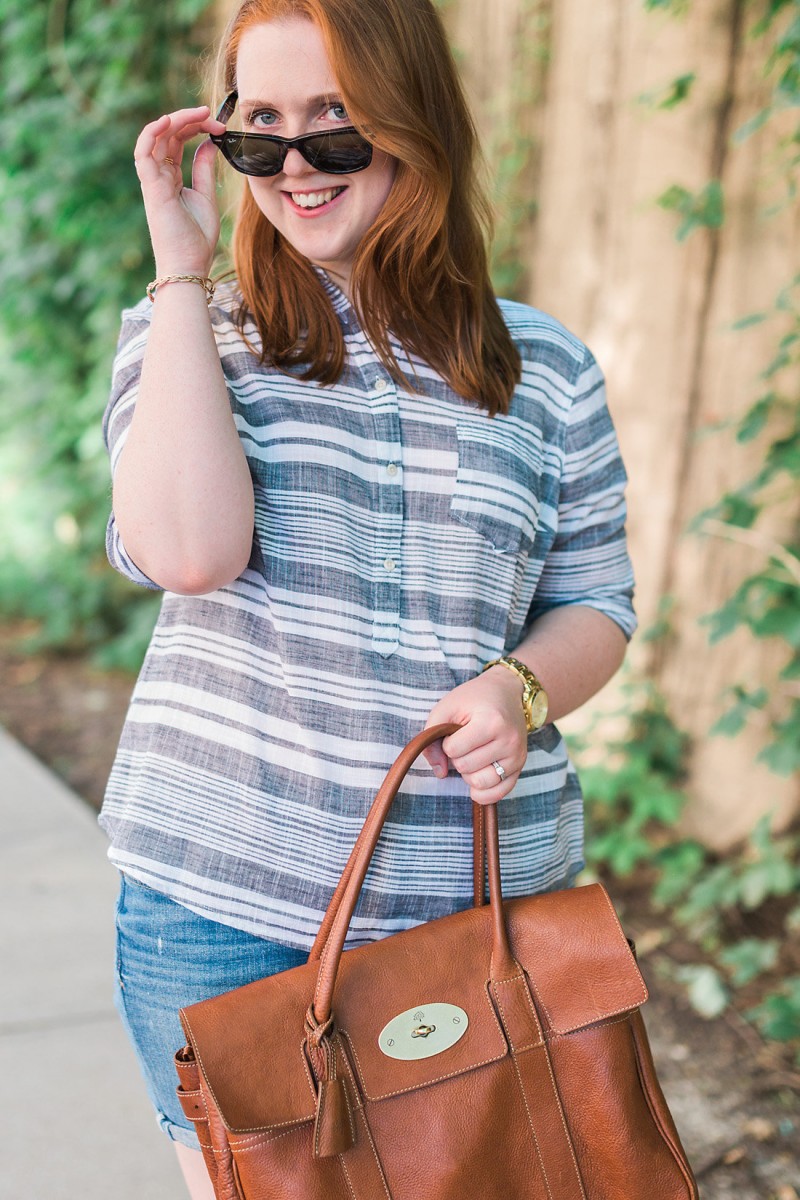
xmin=379 ymin=1003 xmax=469 ymax=1060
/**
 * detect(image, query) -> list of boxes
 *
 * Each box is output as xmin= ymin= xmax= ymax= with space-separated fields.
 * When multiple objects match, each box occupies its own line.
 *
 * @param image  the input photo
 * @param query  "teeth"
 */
xmin=291 ymin=187 xmax=344 ymax=209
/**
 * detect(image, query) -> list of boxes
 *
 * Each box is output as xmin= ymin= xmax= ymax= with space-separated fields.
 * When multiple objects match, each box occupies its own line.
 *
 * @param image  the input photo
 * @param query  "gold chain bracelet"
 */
xmin=146 ymin=274 xmax=215 ymax=304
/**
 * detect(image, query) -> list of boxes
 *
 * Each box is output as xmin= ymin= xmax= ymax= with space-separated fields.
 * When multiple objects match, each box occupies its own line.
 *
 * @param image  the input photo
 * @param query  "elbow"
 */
xmin=157 ymin=551 xmax=252 ymax=595
xmin=121 ymin=540 xmax=253 ymax=596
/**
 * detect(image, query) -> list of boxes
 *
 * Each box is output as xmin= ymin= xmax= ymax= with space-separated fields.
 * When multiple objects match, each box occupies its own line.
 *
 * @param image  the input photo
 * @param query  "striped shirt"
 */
xmin=99 ymin=272 xmax=636 ymax=950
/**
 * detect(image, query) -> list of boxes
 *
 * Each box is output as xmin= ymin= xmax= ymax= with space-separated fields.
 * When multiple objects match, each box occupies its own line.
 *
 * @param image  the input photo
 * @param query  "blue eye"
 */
xmin=251 ymin=109 xmax=278 ymax=128
xmin=328 ymin=103 xmax=348 ymax=122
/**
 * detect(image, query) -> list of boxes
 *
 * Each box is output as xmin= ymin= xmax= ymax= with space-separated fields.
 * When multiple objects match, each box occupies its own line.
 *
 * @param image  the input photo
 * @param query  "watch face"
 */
xmin=530 ymin=688 xmax=549 ymax=728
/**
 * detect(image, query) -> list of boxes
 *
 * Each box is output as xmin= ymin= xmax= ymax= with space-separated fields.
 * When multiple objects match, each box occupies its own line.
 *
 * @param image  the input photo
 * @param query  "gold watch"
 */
xmin=482 ymin=655 xmax=549 ymax=732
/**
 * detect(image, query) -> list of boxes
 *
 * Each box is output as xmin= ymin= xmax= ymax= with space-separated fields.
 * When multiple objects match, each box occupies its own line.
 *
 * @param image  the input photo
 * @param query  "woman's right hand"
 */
xmin=134 ymin=106 xmax=227 ymax=278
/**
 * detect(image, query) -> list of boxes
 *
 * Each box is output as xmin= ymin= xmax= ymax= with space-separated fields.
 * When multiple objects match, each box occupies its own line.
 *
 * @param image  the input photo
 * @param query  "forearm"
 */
xmin=501 ymin=605 xmax=629 ymax=723
xmin=112 ymin=283 xmax=255 ymax=595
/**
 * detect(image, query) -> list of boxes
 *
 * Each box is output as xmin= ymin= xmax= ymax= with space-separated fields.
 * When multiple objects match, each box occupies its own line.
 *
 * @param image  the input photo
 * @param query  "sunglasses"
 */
xmin=209 ymin=90 xmax=374 ymax=178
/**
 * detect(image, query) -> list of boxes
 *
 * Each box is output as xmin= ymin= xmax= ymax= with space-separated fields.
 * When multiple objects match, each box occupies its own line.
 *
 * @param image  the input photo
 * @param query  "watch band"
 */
xmin=482 ymin=655 xmax=549 ymax=732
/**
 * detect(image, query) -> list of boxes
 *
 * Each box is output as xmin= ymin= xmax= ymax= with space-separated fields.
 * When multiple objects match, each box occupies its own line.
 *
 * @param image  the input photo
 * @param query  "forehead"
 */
xmin=235 ymin=17 xmax=339 ymax=105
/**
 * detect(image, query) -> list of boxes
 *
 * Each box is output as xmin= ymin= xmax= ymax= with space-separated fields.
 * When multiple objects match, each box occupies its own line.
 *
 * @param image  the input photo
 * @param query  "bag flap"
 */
xmin=179 ymin=883 xmax=645 ymax=1133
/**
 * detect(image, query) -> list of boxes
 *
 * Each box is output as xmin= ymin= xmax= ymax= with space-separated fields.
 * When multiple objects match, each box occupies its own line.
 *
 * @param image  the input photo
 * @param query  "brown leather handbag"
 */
xmin=174 ymin=724 xmax=698 ymax=1199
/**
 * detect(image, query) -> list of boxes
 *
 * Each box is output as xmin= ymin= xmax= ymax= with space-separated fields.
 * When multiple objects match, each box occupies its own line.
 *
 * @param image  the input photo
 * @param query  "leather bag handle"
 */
xmin=307 ymin=767 xmax=487 ymax=964
xmin=308 ymin=724 xmax=517 ymax=1030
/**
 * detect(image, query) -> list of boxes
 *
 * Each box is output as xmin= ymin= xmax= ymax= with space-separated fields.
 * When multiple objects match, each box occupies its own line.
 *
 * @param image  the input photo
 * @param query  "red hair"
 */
xmin=217 ymin=0 xmax=520 ymax=416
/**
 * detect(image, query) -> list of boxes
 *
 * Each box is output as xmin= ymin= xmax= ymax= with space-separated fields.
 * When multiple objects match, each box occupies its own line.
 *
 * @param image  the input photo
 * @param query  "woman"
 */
xmin=103 ymin=1 xmax=636 ymax=1195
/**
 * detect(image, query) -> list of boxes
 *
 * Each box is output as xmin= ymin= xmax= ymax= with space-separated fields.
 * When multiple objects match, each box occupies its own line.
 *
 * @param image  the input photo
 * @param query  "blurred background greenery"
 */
xmin=1 ymin=0 xmax=798 ymax=1072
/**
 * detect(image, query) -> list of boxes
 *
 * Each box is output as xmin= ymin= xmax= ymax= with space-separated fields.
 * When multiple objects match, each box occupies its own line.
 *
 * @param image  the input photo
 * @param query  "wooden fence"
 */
xmin=215 ymin=0 xmax=800 ymax=848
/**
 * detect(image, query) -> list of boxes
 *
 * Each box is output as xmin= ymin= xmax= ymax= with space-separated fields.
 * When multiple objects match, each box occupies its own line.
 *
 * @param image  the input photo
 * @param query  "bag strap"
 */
xmin=307 ymin=724 xmax=517 ymax=1031
xmin=307 ymin=740 xmax=488 ymax=963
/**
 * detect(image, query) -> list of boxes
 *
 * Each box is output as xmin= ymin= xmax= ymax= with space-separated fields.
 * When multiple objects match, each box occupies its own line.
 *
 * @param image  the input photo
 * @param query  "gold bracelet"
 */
xmin=146 ymin=274 xmax=215 ymax=304
xmin=482 ymin=655 xmax=550 ymax=732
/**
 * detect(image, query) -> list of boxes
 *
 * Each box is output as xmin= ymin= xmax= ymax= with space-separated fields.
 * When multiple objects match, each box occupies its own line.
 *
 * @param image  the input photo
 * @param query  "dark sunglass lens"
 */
xmin=305 ymin=131 xmax=373 ymax=173
xmin=222 ymin=133 xmax=284 ymax=176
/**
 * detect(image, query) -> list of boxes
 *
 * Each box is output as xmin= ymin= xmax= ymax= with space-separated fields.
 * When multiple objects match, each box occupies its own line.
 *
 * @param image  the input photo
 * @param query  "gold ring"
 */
xmin=165 ymin=156 xmax=175 ymax=165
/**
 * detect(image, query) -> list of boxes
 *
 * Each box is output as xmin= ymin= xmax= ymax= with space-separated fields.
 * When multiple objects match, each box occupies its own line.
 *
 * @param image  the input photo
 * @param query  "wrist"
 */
xmin=482 ymin=656 xmax=550 ymax=732
xmin=153 ymin=253 xmax=215 ymax=276
xmin=147 ymin=273 xmax=215 ymax=304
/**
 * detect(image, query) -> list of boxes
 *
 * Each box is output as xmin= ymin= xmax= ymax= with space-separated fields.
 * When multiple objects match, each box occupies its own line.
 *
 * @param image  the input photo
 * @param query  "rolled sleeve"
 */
xmin=102 ymin=301 xmax=162 ymax=591
xmin=528 ymin=348 xmax=637 ymax=640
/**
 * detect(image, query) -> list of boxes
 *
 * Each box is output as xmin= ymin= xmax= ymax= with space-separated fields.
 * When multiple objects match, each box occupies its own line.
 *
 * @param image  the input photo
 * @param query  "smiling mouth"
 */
xmin=288 ymin=186 xmax=346 ymax=210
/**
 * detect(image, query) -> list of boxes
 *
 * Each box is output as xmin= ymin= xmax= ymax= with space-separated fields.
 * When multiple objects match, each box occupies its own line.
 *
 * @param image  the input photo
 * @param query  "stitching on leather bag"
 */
xmin=495 ymin=976 xmax=587 ymax=1200
xmin=231 ymin=1123 xmax=312 ymax=1152
xmin=508 ymin=1049 xmax=555 ymax=1200
xmin=537 ymin=1026 xmax=588 ymax=1199
xmin=540 ymin=1012 xmax=631 ymax=1044
xmin=597 ymin=887 xmax=648 ymax=1006
xmin=339 ymin=986 xmax=507 ymax=1103
xmin=302 ymin=1038 xmax=320 ymax=1099
xmin=179 ymin=1033 xmax=313 ymax=1137
xmin=339 ymin=1046 xmax=393 ymax=1199
xmin=628 ymin=1019 xmax=696 ymax=1198
xmin=490 ymin=974 xmax=544 ymax=1053
xmin=339 ymin=1155 xmax=359 ymax=1200
xmin=337 ymin=1045 xmax=358 ymax=1145
xmin=528 ymin=889 xmax=648 ymax=1035
xmin=526 ymin=962 xmax=644 ymax=1038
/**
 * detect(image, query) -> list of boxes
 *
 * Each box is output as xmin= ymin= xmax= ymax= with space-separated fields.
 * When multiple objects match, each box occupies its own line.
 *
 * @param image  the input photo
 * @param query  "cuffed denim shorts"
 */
xmin=113 ymin=872 xmax=307 ymax=1149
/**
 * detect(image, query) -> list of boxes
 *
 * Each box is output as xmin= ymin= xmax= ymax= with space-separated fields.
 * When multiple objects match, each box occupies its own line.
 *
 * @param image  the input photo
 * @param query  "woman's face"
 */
xmin=235 ymin=18 xmax=397 ymax=296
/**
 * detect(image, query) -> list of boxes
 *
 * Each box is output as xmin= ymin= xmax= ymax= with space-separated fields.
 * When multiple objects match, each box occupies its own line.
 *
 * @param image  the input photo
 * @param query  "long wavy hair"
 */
xmin=216 ymin=0 xmax=521 ymax=416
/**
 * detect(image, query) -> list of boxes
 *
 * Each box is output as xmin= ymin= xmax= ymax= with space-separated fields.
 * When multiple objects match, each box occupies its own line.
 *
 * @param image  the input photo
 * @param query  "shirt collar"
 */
xmin=312 ymin=266 xmax=359 ymax=332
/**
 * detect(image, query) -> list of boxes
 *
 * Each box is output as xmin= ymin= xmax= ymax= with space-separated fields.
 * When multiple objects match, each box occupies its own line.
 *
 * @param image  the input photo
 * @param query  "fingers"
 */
xmin=470 ymin=776 xmax=515 ymax=807
xmin=440 ymin=725 xmax=526 ymax=802
xmin=134 ymin=107 xmax=225 ymax=185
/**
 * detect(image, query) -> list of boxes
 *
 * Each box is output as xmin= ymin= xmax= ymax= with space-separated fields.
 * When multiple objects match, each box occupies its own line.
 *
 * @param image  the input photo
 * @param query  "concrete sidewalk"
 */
xmin=0 ymin=725 xmax=184 ymax=1200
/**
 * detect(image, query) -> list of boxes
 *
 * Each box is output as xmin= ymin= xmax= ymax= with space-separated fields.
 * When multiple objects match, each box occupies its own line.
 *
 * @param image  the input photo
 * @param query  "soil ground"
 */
xmin=1 ymin=618 xmax=798 ymax=1198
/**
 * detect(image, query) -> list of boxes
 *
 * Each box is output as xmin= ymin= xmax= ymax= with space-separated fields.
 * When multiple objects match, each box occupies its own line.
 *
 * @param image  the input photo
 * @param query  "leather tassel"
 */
xmin=313 ymin=1076 xmax=355 ymax=1158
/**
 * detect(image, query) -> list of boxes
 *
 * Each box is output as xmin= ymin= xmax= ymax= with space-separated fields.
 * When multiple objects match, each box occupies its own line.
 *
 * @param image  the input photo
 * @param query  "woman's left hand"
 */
xmin=422 ymin=668 xmax=529 ymax=805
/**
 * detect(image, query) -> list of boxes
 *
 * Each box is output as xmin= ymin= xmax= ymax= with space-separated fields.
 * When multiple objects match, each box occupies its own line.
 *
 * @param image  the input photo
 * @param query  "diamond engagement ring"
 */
xmin=491 ymin=760 xmax=506 ymax=782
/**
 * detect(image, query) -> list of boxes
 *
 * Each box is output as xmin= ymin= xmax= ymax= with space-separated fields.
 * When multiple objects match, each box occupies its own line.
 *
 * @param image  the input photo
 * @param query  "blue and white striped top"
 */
xmin=99 ymin=273 xmax=636 ymax=950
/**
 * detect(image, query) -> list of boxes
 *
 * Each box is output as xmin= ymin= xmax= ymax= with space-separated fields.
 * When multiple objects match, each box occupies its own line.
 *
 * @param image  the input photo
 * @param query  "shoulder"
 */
xmin=496 ymin=298 xmax=595 ymax=388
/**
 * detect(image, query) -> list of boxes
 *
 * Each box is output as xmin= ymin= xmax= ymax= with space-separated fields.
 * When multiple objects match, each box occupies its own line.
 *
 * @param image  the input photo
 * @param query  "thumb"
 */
xmin=421 ymin=740 xmax=450 ymax=779
xmin=191 ymin=138 xmax=219 ymax=204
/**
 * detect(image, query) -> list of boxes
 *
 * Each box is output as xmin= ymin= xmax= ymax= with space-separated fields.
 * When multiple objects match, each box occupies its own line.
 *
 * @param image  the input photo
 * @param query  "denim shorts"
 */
xmin=113 ymin=873 xmax=307 ymax=1149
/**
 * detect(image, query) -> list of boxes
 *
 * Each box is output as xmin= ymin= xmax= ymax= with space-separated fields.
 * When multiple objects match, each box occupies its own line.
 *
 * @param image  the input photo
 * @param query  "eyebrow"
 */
xmin=239 ymin=93 xmax=343 ymax=112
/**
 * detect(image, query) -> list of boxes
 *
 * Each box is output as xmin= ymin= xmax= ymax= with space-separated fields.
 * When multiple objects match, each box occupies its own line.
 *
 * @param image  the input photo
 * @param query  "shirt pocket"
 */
xmin=449 ymin=412 xmax=543 ymax=554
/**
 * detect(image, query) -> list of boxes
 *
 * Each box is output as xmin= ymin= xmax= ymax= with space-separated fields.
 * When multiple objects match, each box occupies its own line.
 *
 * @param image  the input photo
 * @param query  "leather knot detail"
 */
xmin=305 ymin=1005 xmax=334 ymax=1048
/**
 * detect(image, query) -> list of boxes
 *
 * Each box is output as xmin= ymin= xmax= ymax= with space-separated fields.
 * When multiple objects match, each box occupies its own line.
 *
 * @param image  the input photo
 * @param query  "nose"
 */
xmin=281 ymin=147 xmax=312 ymax=177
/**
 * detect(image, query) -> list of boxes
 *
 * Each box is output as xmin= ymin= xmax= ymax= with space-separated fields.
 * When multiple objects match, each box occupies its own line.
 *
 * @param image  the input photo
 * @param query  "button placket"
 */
xmin=369 ymin=377 xmax=403 ymax=657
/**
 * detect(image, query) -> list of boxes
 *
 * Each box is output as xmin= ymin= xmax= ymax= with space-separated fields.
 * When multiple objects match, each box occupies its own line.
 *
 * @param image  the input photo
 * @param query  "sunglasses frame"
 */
xmin=208 ymin=90 xmax=374 ymax=177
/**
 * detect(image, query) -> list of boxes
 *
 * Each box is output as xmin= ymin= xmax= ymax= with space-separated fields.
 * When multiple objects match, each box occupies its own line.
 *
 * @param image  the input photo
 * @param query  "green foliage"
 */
xmin=643 ymin=0 xmax=690 ymax=14
xmin=694 ymin=280 xmax=800 ymax=774
xmin=0 ymin=0 xmax=216 ymax=662
xmin=674 ymin=965 xmax=730 ymax=1019
xmin=638 ymin=72 xmax=697 ymax=110
xmin=580 ymin=687 xmax=689 ymax=877
xmin=719 ymin=938 xmax=780 ymax=986
xmin=656 ymin=180 xmax=725 ymax=240
xmin=747 ymin=977 xmax=800 ymax=1044
xmin=576 ymin=685 xmax=800 ymax=1060
xmin=651 ymin=1 xmax=800 ymax=807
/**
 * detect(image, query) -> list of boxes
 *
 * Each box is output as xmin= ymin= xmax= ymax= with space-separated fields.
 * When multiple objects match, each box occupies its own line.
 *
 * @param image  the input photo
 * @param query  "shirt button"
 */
xmin=387 ymin=462 xmax=398 ymax=477
xmin=383 ymin=557 xmax=396 ymax=572
xmin=375 ymin=378 xmax=388 ymax=392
